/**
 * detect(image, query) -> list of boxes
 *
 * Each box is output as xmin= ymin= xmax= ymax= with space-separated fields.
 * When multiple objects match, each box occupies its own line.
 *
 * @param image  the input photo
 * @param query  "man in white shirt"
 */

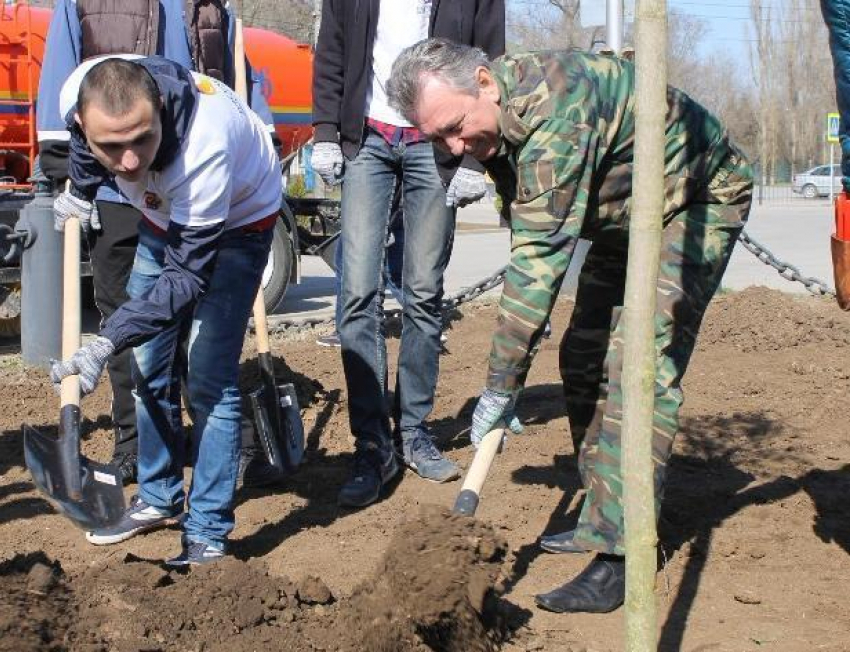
xmin=311 ymin=0 xmax=505 ymax=508
xmin=50 ymin=56 xmax=280 ymax=565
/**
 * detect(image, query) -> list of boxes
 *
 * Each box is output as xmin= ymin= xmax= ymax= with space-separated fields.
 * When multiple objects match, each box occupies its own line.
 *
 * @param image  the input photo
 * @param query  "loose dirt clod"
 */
xmin=296 ymin=575 xmax=333 ymax=605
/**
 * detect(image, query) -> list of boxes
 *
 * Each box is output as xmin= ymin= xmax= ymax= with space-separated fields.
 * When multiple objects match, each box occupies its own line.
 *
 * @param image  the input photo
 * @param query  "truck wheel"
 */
xmin=261 ymin=219 xmax=294 ymax=313
xmin=802 ymin=184 xmax=818 ymax=199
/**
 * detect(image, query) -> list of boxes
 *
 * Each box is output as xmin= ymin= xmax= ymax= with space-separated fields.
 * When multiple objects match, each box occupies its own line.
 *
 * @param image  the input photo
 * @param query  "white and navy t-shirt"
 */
xmin=61 ymin=56 xmax=282 ymax=351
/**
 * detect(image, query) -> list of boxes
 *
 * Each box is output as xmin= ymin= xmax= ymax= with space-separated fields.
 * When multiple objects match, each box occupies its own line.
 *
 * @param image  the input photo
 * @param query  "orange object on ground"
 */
xmin=835 ymin=191 xmax=850 ymax=241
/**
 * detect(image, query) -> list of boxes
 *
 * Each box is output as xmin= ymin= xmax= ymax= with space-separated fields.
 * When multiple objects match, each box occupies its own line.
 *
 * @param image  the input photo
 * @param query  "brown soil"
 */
xmin=1 ymin=286 xmax=850 ymax=651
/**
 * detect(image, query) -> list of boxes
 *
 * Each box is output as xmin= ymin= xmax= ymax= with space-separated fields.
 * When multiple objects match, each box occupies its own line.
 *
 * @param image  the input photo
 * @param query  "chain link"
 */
xmin=265 ymin=228 xmax=832 ymax=334
xmin=738 ymin=229 xmax=835 ymax=297
xmin=266 ymin=266 xmax=508 ymax=334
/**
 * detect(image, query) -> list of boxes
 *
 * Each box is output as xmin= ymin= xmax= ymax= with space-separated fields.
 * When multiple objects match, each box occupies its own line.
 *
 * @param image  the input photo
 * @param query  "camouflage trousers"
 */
xmin=561 ymin=150 xmax=753 ymax=555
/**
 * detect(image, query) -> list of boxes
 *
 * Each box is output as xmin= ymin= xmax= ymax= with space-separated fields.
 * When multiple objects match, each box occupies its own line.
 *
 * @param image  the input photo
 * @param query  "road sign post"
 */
xmin=828 ymin=112 xmax=840 ymax=203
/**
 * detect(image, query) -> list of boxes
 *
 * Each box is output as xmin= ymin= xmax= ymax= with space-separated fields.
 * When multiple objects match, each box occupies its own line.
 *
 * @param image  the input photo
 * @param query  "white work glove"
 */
xmin=310 ymin=142 xmax=344 ymax=186
xmin=50 ymin=335 xmax=115 ymax=396
xmin=54 ymin=190 xmax=100 ymax=233
xmin=446 ymin=167 xmax=487 ymax=208
xmin=470 ymin=388 xmax=524 ymax=449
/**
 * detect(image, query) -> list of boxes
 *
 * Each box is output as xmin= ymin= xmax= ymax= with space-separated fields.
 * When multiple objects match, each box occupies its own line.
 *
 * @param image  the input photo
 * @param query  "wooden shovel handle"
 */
xmin=461 ymin=427 xmax=503 ymax=496
xmin=453 ymin=427 xmax=504 ymax=516
xmin=252 ymin=289 xmax=271 ymax=355
xmin=60 ymin=202 xmax=81 ymax=408
xmin=233 ymin=17 xmax=272 ymax=355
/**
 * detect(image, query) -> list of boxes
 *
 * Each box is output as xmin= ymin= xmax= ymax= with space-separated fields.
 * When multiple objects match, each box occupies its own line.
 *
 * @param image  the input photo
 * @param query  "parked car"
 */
xmin=792 ymin=165 xmax=843 ymax=198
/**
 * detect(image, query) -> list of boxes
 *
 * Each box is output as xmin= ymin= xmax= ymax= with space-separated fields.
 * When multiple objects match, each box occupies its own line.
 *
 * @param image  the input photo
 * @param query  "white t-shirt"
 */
xmin=60 ymin=56 xmax=282 ymax=231
xmin=365 ymin=0 xmax=432 ymax=127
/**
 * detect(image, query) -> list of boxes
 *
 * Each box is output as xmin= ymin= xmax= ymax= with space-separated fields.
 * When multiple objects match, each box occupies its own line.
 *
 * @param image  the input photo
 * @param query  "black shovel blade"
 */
xmin=249 ymin=386 xmax=286 ymax=474
xmin=22 ymin=415 xmax=126 ymax=531
xmin=277 ymin=383 xmax=304 ymax=471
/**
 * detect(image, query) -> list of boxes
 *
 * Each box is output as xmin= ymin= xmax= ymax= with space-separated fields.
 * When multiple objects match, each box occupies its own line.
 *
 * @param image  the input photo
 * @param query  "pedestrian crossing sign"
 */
xmin=828 ymin=113 xmax=841 ymax=143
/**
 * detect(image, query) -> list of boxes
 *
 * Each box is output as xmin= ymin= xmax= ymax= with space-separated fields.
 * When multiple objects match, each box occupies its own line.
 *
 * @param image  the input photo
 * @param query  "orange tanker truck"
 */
xmin=0 ymin=1 xmax=323 ymax=342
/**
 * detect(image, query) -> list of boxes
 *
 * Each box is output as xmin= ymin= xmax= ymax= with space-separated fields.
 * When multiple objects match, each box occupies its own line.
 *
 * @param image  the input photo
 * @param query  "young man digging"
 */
xmin=50 ymin=56 xmax=281 ymax=565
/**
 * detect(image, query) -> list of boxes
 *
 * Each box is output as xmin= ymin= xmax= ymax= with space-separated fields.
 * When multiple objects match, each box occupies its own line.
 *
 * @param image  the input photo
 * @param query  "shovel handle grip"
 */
xmin=452 ymin=427 xmax=504 ymax=517
xmin=234 ymin=17 xmax=272 ymax=357
xmin=252 ymin=290 xmax=271 ymax=355
xmin=234 ymin=18 xmax=248 ymax=102
xmin=60 ymin=182 xmax=81 ymax=408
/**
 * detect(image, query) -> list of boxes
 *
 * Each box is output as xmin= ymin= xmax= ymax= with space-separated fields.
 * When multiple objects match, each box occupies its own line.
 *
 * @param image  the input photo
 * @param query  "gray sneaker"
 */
xmin=401 ymin=428 xmax=460 ymax=483
xmin=85 ymin=495 xmax=182 ymax=545
xmin=316 ymin=332 xmax=341 ymax=347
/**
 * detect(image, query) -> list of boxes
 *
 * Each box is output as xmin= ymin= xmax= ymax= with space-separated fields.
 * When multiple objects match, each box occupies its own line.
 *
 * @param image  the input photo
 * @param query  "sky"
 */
xmin=508 ymin=1 xmax=824 ymax=64
xmin=669 ymin=0 xmax=770 ymax=62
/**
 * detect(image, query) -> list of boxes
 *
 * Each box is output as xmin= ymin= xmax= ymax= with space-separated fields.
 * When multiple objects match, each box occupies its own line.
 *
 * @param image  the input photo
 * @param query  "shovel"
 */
xmin=247 ymin=290 xmax=305 ymax=474
xmin=23 ymin=210 xmax=126 ymax=530
xmin=234 ymin=17 xmax=304 ymax=474
xmin=452 ymin=426 xmax=505 ymax=517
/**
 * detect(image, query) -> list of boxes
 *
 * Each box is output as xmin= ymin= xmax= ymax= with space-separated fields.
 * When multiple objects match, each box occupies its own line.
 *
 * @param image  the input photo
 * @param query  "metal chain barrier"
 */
xmin=266 ymin=266 xmax=508 ymax=334
xmin=738 ymin=229 xmax=835 ymax=298
xmin=264 ymin=228 xmax=834 ymax=334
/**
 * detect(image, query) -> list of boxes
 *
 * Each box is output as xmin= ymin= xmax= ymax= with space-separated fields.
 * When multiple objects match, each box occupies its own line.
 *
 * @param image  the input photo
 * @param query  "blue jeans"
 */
xmin=333 ymin=202 xmax=405 ymax=327
xmin=128 ymin=222 xmax=272 ymax=549
xmin=339 ymin=131 xmax=455 ymax=448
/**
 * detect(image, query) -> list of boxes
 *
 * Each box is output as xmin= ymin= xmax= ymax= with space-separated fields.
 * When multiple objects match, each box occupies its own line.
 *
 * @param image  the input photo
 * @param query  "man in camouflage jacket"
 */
xmin=388 ymin=38 xmax=752 ymax=614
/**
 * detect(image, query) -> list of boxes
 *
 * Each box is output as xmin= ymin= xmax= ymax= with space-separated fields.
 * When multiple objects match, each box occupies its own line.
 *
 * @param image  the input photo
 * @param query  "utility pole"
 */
xmin=312 ymin=0 xmax=322 ymax=46
xmin=622 ymin=0 xmax=665 ymax=649
xmin=607 ymin=0 xmax=624 ymax=53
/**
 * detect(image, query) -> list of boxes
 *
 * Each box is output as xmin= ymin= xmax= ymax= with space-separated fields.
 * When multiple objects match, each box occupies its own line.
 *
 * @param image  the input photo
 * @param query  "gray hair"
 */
xmin=387 ymin=38 xmax=489 ymax=124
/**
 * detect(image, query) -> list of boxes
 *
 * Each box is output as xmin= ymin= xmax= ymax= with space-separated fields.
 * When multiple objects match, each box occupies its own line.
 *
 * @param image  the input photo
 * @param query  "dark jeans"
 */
xmin=89 ymin=200 xmax=141 ymax=456
xmin=339 ymin=131 xmax=455 ymax=449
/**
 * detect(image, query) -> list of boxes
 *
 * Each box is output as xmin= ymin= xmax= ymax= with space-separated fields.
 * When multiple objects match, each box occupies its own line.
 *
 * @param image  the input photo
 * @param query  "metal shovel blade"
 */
xmin=22 ymin=408 xmax=125 ymax=530
xmin=277 ymin=382 xmax=305 ymax=471
xmin=248 ymin=385 xmax=285 ymax=473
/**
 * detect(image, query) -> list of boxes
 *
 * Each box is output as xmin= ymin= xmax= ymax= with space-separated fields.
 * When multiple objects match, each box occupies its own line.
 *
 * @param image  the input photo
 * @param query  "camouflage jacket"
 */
xmin=483 ymin=50 xmax=736 ymax=392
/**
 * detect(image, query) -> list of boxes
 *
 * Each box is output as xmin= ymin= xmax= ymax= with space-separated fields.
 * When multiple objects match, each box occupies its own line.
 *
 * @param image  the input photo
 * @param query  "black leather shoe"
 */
xmin=534 ymin=554 xmax=626 ymax=614
xmin=338 ymin=447 xmax=400 ymax=508
xmin=539 ymin=529 xmax=585 ymax=554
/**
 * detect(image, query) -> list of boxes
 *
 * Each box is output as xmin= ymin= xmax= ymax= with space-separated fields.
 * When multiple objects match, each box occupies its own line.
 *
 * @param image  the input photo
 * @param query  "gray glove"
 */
xmin=470 ymin=388 xmax=524 ymax=448
xmin=53 ymin=190 xmax=100 ymax=233
xmin=50 ymin=335 xmax=115 ymax=396
xmin=310 ymin=142 xmax=344 ymax=186
xmin=446 ymin=167 xmax=487 ymax=208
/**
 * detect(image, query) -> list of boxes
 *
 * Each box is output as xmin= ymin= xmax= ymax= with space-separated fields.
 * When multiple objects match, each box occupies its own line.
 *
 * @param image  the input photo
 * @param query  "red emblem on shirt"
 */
xmin=144 ymin=192 xmax=162 ymax=210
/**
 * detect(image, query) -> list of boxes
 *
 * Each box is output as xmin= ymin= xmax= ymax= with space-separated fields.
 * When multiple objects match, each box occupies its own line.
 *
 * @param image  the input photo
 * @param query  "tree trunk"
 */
xmin=623 ymin=0 xmax=664 ymax=650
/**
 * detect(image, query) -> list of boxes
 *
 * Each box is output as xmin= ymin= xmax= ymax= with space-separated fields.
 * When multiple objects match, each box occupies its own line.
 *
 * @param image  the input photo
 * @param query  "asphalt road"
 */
xmin=274 ymin=196 xmax=836 ymax=324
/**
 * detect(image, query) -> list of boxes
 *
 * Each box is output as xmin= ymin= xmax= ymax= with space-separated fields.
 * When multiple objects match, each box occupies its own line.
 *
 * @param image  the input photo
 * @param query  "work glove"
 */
xmin=50 ymin=335 xmax=115 ymax=396
xmin=310 ymin=142 xmax=344 ymax=186
xmin=53 ymin=190 xmax=100 ymax=233
xmin=470 ymin=388 xmax=524 ymax=449
xmin=446 ymin=167 xmax=487 ymax=208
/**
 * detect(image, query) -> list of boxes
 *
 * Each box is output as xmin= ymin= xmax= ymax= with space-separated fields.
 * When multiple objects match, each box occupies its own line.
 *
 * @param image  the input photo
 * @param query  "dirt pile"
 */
xmin=66 ymin=553 xmax=340 ymax=652
xmin=0 ymin=509 xmax=507 ymax=652
xmin=698 ymin=286 xmax=850 ymax=352
xmin=342 ymin=506 xmax=508 ymax=652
